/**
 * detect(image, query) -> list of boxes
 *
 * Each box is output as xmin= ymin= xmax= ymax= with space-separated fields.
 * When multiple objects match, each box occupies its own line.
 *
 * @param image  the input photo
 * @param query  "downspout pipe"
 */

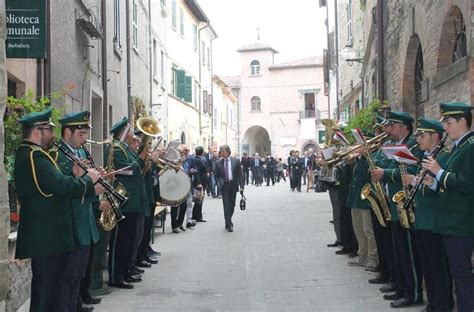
xmin=334 ymin=0 xmax=340 ymax=120
xmin=376 ymin=0 xmax=384 ymax=101
xmin=148 ymin=0 xmax=152 ymax=115
xmin=198 ymin=24 xmax=210 ymax=138
xmin=101 ymin=0 xmax=108 ymax=139
xmin=209 ymin=36 xmax=215 ymax=146
xmin=325 ymin=1 xmax=331 ymax=119
xmin=126 ymin=0 xmax=132 ymax=119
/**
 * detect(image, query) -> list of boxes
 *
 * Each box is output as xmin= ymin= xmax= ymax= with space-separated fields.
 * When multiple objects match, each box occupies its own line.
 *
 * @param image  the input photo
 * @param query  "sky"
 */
xmin=198 ymin=0 xmax=328 ymax=77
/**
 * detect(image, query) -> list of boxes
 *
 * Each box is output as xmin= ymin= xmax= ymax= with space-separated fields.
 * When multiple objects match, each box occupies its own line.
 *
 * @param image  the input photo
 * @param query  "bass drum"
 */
xmin=159 ymin=168 xmax=191 ymax=206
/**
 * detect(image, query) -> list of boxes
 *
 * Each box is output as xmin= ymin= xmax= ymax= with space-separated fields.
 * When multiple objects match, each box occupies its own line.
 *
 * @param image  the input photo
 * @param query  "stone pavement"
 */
xmin=95 ymin=181 xmax=421 ymax=312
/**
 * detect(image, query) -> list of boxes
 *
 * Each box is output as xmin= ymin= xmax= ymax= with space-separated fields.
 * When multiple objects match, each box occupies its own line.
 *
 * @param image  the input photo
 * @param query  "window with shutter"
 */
xmin=203 ymin=90 xmax=208 ymax=113
xmin=184 ymin=76 xmax=192 ymax=102
xmin=176 ymin=69 xmax=186 ymax=99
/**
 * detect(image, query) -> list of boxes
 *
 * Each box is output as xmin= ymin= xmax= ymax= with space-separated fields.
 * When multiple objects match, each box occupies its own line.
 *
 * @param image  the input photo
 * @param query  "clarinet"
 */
xmin=81 ymin=144 xmax=126 ymax=223
xmin=53 ymin=141 xmax=128 ymax=206
xmin=402 ymin=132 xmax=448 ymax=209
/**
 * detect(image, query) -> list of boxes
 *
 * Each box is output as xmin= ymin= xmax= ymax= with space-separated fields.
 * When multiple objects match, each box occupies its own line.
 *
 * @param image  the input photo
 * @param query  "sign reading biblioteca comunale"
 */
xmin=6 ymin=0 xmax=46 ymax=58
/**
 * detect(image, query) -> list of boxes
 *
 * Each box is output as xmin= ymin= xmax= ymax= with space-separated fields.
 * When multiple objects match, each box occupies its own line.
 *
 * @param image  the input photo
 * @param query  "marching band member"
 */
xmin=401 ymin=117 xmax=452 ymax=312
xmin=106 ymin=117 xmax=148 ymax=289
xmin=422 ymin=102 xmax=474 ymax=312
xmin=371 ymin=111 xmax=424 ymax=308
xmin=14 ymin=108 xmax=101 ymax=311
xmin=54 ymin=111 xmax=104 ymax=311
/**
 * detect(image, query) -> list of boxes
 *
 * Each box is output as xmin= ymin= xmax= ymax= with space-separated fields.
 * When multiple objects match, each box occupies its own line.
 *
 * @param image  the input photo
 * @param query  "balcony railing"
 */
xmin=299 ymin=110 xmax=316 ymax=119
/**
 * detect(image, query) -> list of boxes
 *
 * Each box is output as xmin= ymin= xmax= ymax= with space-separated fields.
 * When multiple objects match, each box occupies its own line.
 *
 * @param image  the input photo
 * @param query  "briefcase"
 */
xmin=239 ymin=193 xmax=246 ymax=210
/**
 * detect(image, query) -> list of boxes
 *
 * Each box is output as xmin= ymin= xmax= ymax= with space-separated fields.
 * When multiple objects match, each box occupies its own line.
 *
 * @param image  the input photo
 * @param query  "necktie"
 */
xmin=224 ymin=158 xmax=229 ymax=183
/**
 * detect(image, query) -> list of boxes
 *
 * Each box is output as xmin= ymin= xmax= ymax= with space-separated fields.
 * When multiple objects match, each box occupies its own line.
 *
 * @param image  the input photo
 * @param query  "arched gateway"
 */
xmin=242 ymin=126 xmax=271 ymax=156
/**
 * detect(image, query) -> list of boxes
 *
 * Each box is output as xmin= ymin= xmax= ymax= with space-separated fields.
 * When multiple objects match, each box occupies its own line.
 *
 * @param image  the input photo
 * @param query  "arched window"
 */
xmin=250 ymin=60 xmax=260 ymax=75
xmin=251 ymin=96 xmax=261 ymax=112
xmin=452 ymin=20 xmax=466 ymax=62
xmin=414 ymin=45 xmax=423 ymax=104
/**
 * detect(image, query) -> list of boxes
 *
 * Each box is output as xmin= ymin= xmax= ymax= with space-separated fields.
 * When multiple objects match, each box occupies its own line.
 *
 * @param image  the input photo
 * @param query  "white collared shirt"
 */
xmin=225 ymin=157 xmax=233 ymax=181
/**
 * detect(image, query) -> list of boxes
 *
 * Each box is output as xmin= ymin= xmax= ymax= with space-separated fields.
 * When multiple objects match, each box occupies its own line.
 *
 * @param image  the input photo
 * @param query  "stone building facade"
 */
xmin=384 ymin=0 xmax=472 ymax=118
xmin=330 ymin=0 xmax=474 ymax=122
xmin=227 ymin=43 xmax=328 ymax=158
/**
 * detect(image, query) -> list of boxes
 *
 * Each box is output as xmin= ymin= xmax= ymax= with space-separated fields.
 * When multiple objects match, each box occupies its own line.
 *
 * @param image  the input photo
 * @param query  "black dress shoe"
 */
xmin=108 ymin=282 xmax=133 ymax=289
xmin=145 ymin=257 xmax=158 ymax=264
xmin=196 ymin=219 xmax=207 ymax=222
xmin=132 ymin=266 xmax=144 ymax=274
xmin=124 ymin=275 xmax=142 ymax=283
xmin=380 ymin=283 xmax=397 ymax=293
xmin=368 ymin=276 xmax=389 ymax=284
xmin=186 ymin=222 xmax=196 ymax=228
xmin=390 ymin=297 xmax=418 ymax=308
xmin=335 ymin=248 xmax=352 ymax=255
xmin=228 ymin=226 xmax=233 ymax=232
xmin=383 ymin=292 xmax=403 ymax=301
xmin=327 ymin=240 xmax=343 ymax=247
xmin=136 ymin=260 xmax=152 ymax=268
xmin=178 ymin=226 xmax=186 ymax=231
xmin=172 ymin=228 xmax=179 ymax=233
xmin=82 ymin=295 xmax=102 ymax=305
xmin=77 ymin=306 xmax=94 ymax=312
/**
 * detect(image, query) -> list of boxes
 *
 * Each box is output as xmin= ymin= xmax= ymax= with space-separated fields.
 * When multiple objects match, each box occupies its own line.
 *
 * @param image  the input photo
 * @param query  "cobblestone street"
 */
xmin=96 ymin=181 xmax=420 ymax=312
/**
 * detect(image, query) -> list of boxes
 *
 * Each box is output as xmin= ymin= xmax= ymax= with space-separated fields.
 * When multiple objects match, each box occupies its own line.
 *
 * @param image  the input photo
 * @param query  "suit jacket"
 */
xmin=214 ymin=157 xmax=244 ymax=193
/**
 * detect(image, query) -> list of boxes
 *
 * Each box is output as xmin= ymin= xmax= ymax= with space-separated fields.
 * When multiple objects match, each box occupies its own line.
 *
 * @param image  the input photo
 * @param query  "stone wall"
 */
xmin=0 ymin=1 xmax=10 ymax=310
xmin=383 ymin=0 xmax=472 ymax=118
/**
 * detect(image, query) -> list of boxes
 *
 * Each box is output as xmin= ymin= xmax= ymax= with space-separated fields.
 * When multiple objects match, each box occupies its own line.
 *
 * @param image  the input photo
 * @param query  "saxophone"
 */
xmin=392 ymin=163 xmax=415 ymax=229
xmin=360 ymin=142 xmax=392 ymax=227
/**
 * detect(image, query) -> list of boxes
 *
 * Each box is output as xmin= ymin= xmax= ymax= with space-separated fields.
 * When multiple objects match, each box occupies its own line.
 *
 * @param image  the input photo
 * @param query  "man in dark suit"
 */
xmin=214 ymin=145 xmax=245 ymax=232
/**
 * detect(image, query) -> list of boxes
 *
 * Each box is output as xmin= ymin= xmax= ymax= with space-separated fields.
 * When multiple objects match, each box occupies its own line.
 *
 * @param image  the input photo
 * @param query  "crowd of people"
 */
xmin=240 ymin=150 xmax=319 ymax=192
xmin=321 ymin=103 xmax=474 ymax=311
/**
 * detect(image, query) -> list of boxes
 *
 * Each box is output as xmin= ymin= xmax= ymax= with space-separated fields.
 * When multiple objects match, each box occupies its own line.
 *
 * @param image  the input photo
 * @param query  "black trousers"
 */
xmin=443 ymin=234 xmax=474 ymax=312
xmin=79 ymin=243 xmax=96 ymax=302
xmin=291 ymin=172 xmax=302 ymax=191
xmin=137 ymin=204 xmax=156 ymax=263
xmin=391 ymin=222 xmax=422 ymax=301
xmin=221 ymin=183 xmax=237 ymax=228
xmin=62 ymin=247 xmax=90 ymax=311
xmin=31 ymin=252 xmax=69 ymax=312
xmin=171 ymin=200 xmax=186 ymax=229
xmin=414 ymin=230 xmax=452 ymax=311
xmin=341 ymin=203 xmax=357 ymax=251
xmin=327 ymin=186 xmax=342 ymax=241
xmin=243 ymin=168 xmax=250 ymax=185
xmin=108 ymin=212 xmax=138 ymax=284
xmin=370 ymin=211 xmax=393 ymax=280
xmin=266 ymin=169 xmax=275 ymax=185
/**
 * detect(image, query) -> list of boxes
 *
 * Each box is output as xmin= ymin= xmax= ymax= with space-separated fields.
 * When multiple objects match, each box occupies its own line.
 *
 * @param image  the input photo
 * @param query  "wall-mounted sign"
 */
xmin=6 ymin=0 xmax=46 ymax=58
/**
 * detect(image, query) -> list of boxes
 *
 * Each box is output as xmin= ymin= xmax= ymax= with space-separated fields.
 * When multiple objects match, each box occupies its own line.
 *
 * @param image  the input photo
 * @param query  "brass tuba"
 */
xmin=136 ymin=117 xmax=162 ymax=174
xmin=320 ymin=119 xmax=338 ymax=147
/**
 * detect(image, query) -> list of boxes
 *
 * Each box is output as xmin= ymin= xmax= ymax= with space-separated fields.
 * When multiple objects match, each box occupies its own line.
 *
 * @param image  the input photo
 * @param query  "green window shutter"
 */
xmin=318 ymin=130 xmax=326 ymax=144
xmin=184 ymin=76 xmax=192 ymax=102
xmin=176 ymin=69 xmax=185 ymax=99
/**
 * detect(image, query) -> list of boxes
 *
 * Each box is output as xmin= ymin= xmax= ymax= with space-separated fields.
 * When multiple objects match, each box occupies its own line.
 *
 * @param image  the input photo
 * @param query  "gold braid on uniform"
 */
xmin=24 ymin=145 xmax=60 ymax=198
